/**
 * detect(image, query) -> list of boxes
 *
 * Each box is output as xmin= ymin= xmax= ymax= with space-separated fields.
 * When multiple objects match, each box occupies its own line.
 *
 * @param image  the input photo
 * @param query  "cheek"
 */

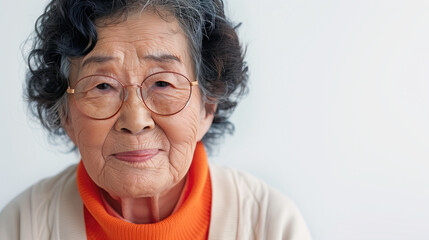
xmin=69 ymin=107 xmax=116 ymax=175
xmin=162 ymin=90 xmax=204 ymax=143
xmin=155 ymin=103 xmax=202 ymax=144
xmin=153 ymin=100 xmax=203 ymax=175
xmin=74 ymin=120 xmax=113 ymax=148
xmin=70 ymin=114 xmax=112 ymax=149
xmin=68 ymin=98 xmax=115 ymax=148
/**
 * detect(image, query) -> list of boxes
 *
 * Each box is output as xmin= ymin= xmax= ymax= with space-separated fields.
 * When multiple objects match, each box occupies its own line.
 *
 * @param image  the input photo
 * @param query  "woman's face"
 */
xmin=63 ymin=10 xmax=214 ymax=198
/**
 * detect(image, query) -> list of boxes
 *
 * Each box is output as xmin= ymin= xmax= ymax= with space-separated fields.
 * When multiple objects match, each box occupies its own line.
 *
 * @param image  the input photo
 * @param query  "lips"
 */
xmin=113 ymin=149 xmax=159 ymax=163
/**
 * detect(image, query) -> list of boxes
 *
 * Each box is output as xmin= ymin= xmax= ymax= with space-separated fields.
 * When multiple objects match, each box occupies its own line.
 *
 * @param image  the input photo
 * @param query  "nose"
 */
xmin=114 ymin=85 xmax=155 ymax=134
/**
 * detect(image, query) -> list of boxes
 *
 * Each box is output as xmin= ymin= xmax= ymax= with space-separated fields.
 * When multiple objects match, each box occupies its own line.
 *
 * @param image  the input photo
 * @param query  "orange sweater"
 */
xmin=77 ymin=142 xmax=212 ymax=240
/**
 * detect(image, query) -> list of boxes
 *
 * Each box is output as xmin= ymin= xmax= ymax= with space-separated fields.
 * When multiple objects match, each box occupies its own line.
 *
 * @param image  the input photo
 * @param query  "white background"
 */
xmin=1 ymin=0 xmax=429 ymax=239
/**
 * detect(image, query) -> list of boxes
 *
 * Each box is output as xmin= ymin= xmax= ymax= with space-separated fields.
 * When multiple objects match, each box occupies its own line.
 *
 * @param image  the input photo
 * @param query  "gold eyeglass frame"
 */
xmin=67 ymin=71 xmax=198 ymax=120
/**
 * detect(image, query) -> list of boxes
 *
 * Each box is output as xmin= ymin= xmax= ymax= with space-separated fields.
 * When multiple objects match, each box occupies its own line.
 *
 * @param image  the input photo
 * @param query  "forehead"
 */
xmin=96 ymin=9 xmax=181 ymax=45
xmin=70 ymin=9 xmax=193 ymax=80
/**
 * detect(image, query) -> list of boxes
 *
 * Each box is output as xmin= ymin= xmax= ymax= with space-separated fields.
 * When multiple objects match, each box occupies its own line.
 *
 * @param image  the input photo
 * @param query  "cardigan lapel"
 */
xmin=208 ymin=163 xmax=239 ymax=240
xmin=57 ymin=165 xmax=87 ymax=239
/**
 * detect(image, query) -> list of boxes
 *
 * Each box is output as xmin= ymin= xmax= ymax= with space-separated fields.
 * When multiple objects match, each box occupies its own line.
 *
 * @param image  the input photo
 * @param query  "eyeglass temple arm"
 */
xmin=67 ymin=87 xmax=74 ymax=94
xmin=191 ymin=81 xmax=198 ymax=86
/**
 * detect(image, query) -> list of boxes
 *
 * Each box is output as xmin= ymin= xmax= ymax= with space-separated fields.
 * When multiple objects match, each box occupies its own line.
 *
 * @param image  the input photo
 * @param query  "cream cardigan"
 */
xmin=0 ymin=163 xmax=312 ymax=239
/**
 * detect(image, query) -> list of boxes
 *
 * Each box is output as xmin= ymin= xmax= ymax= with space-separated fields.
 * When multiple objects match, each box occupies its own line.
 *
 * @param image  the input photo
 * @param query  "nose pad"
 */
xmin=136 ymin=87 xmax=143 ymax=102
xmin=123 ymin=86 xmax=143 ymax=102
xmin=123 ymin=88 xmax=129 ymax=102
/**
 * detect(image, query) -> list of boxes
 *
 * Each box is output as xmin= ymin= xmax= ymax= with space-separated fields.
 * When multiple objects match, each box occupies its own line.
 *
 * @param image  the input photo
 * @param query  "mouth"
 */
xmin=113 ymin=149 xmax=159 ymax=163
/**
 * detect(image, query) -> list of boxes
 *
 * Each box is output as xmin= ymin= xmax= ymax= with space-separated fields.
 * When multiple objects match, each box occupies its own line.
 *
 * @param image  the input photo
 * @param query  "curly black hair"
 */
xmin=26 ymin=0 xmax=248 ymax=151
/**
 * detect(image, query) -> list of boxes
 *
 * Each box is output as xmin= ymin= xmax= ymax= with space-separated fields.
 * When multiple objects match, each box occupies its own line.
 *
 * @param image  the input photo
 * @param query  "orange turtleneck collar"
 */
xmin=76 ymin=142 xmax=212 ymax=240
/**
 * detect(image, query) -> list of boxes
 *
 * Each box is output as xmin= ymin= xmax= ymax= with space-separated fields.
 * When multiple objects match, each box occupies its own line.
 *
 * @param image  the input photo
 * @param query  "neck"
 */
xmin=102 ymin=177 xmax=187 ymax=224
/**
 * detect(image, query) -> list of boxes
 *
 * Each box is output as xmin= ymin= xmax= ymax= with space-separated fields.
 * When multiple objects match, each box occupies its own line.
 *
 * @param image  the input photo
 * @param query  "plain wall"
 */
xmin=1 ymin=0 xmax=429 ymax=239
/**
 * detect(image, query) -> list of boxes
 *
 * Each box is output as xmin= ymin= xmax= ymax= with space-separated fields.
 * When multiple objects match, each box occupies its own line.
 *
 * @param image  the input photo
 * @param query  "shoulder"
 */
xmin=208 ymin=163 xmax=312 ymax=240
xmin=0 ymin=164 xmax=84 ymax=239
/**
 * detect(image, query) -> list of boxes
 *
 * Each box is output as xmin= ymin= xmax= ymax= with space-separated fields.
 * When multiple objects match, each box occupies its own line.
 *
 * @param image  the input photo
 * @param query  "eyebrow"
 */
xmin=81 ymin=54 xmax=182 ymax=68
xmin=142 ymin=54 xmax=182 ymax=64
xmin=81 ymin=55 xmax=116 ymax=68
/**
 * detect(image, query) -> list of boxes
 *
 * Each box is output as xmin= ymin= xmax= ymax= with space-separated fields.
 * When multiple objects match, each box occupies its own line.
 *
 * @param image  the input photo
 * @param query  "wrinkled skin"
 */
xmin=63 ymin=10 xmax=215 ymax=223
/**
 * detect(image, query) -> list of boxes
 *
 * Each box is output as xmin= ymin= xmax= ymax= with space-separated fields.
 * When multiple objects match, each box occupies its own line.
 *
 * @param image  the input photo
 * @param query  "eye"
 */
xmin=96 ymin=83 xmax=113 ymax=90
xmin=155 ymin=81 xmax=170 ymax=87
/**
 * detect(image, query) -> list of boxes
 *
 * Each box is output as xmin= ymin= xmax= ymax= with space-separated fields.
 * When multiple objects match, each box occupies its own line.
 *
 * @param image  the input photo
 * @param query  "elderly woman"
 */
xmin=0 ymin=0 xmax=311 ymax=239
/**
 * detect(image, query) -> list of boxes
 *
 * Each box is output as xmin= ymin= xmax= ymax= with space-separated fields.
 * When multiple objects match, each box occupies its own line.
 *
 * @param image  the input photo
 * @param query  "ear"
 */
xmin=196 ymin=102 xmax=217 ymax=141
xmin=62 ymin=115 xmax=77 ymax=145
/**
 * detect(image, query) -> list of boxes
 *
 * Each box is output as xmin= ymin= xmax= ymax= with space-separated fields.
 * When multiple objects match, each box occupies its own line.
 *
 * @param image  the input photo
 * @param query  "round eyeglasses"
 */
xmin=67 ymin=71 xmax=198 ymax=120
